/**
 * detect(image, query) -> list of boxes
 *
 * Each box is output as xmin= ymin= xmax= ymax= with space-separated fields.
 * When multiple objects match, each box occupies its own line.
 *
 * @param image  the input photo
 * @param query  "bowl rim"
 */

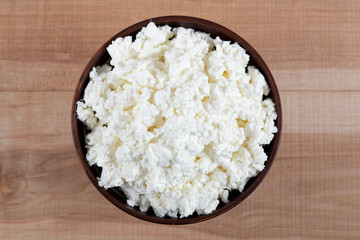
xmin=71 ymin=15 xmax=282 ymax=225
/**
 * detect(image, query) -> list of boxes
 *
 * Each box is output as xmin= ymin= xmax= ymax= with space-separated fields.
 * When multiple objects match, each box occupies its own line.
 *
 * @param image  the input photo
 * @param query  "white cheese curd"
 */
xmin=77 ymin=22 xmax=277 ymax=218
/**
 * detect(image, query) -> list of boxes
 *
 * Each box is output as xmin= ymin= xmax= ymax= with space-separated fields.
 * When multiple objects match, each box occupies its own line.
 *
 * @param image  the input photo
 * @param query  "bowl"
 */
xmin=71 ymin=16 xmax=282 ymax=224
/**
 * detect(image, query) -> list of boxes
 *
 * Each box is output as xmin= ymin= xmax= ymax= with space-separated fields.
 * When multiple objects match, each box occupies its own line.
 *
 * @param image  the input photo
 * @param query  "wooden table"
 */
xmin=1 ymin=0 xmax=359 ymax=239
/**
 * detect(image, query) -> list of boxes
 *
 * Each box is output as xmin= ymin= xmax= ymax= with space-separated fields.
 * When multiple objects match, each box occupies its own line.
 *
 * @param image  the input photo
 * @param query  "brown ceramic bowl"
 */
xmin=71 ymin=16 xmax=282 ymax=224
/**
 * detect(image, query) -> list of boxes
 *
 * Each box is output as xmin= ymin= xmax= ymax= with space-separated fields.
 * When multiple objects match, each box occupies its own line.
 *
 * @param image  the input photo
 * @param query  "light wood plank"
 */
xmin=0 ymin=92 xmax=73 ymax=151
xmin=1 ymin=0 xmax=359 ymax=91
xmin=0 ymin=136 xmax=359 ymax=240
xmin=1 ymin=91 xmax=359 ymax=152
xmin=0 ymin=91 xmax=359 ymax=239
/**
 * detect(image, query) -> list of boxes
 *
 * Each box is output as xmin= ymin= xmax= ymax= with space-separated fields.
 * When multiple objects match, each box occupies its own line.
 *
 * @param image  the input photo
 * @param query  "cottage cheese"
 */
xmin=77 ymin=22 xmax=277 ymax=218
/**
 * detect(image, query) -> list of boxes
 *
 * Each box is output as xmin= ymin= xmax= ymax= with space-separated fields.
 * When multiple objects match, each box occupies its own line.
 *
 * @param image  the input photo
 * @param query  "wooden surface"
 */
xmin=0 ymin=0 xmax=359 ymax=239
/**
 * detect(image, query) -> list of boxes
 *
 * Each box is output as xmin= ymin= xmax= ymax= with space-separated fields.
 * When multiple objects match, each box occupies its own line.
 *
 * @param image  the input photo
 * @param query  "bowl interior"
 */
xmin=72 ymin=16 xmax=282 ymax=225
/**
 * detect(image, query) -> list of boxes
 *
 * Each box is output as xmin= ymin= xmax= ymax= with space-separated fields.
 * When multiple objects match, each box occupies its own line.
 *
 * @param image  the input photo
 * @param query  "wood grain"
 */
xmin=0 ymin=0 xmax=359 ymax=239
xmin=1 ymin=91 xmax=359 ymax=239
xmin=1 ymin=0 xmax=359 ymax=91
